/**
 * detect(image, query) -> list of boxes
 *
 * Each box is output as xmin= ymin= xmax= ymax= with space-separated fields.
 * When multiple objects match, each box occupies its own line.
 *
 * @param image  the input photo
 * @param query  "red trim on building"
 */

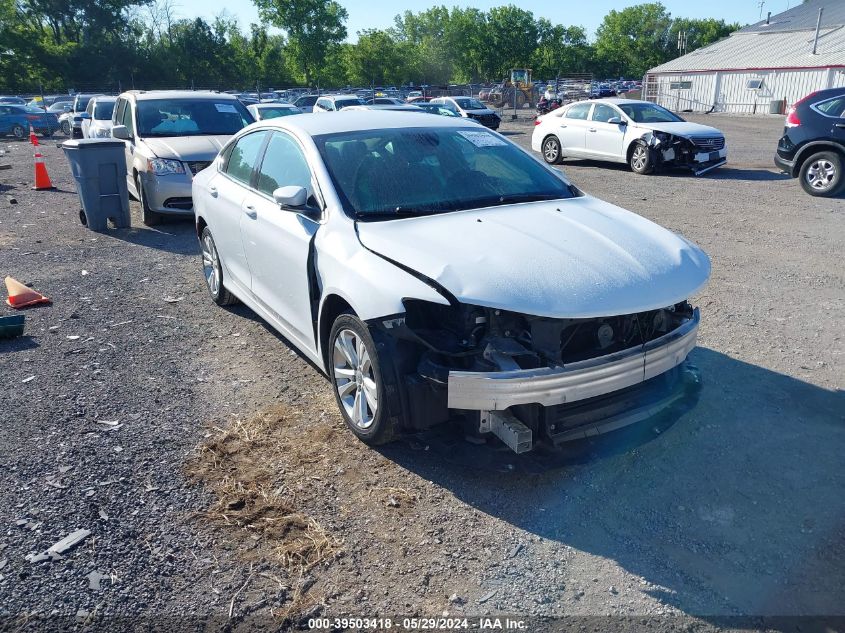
xmin=651 ymin=65 xmax=845 ymax=74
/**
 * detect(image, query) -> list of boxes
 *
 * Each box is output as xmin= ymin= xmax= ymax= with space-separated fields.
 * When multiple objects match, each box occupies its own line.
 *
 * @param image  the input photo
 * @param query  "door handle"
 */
xmin=244 ymin=205 xmax=257 ymax=219
xmin=209 ymin=186 xmax=218 ymax=198
xmin=835 ymin=123 xmax=845 ymax=129
xmin=559 ymin=124 xmax=567 ymax=128
xmin=588 ymin=128 xmax=597 ymax=132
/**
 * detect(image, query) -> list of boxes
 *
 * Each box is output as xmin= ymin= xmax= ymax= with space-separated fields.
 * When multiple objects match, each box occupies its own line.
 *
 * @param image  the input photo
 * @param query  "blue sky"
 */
xmin=176 ymin=0 xmax=793 ymax=40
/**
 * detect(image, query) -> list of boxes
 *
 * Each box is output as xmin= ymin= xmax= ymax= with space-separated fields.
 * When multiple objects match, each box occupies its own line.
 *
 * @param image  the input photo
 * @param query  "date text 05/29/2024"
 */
xmin=307 ymin=617 xmax=528 ymax=630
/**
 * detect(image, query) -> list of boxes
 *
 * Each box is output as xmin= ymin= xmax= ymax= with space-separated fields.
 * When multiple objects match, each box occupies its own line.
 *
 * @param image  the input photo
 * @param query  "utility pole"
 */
xmin=758 ymin=1 xmax=765 ymax=20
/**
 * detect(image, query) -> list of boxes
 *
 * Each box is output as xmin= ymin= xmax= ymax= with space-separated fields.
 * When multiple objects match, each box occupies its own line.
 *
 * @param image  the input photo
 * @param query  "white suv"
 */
xmin=313 ymin=95 xmax=364 ymax=113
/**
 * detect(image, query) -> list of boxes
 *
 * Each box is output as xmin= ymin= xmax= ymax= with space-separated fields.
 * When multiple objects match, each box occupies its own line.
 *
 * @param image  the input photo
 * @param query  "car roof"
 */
xmin=588 ymin=98 xmax=652 ymax=106
xmin=248 ymin=110 xmax=478 ymax=137
xmin=91 ymin=96 xmax=117 ymax=102
xmin=124 ymin=90 xmax=240 ymax=102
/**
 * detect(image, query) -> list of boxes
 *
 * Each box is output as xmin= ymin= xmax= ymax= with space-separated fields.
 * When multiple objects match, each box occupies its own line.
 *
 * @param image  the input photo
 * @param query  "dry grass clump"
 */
xmin=185 ymin=405 xmax=342 ymax=574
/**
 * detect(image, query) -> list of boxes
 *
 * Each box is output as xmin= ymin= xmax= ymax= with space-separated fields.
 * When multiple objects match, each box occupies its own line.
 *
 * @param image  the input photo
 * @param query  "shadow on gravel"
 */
xmin=108 ymin=221 xmax=198 ymax=256
xmin=0 ymin=335 xmax=39 ymax=352
xmin=381 ymin=347 xmax=845 ymax=617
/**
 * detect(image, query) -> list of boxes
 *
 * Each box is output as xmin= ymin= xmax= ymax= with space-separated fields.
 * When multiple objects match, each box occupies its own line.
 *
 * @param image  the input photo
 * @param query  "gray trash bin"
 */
xmin=62 ymin=139 xmax=130 ymax=231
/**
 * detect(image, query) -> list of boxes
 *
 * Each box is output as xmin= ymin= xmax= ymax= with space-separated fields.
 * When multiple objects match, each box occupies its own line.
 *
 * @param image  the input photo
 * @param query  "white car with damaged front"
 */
xmin=533 ymin=98 xmax=727 ymax=176
xmin=193 ymin=111 xmax=710 ymax=453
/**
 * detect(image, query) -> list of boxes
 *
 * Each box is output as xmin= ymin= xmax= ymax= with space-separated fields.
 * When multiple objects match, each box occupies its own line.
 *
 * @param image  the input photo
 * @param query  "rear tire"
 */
xmin=11 ymin=124 xmax=25 ymax=140
xmin=328 ymin=313 xmax=395 ymax=446
xmin=200 ymin=227 xmax=238 ymax=306
xmin=136 ymin=175 xmax=161 ymax=226
xmin=61 ymin=120 xmax=71 ymax=136
xmin=799 ymin=151 xmax=844 ymax=197
xmin=542 ymin=135 xmax=562 ymax=165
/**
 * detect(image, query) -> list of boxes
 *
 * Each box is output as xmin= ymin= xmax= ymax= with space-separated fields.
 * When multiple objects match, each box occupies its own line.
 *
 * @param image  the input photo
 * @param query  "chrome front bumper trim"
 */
xmin=447 ymin=308 xmax=700 ymax=410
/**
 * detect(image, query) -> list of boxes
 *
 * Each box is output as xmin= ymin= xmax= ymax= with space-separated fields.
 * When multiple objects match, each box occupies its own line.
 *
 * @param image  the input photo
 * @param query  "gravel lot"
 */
xmin=0 ymin=113 xmax=842 ymax=631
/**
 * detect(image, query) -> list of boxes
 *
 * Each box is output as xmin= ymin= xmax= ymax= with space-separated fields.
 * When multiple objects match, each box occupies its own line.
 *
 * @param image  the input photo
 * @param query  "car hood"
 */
xmin=644 ymin=121 xmax=723 ymax=138
xmin=141 ymin=135 xmax=230 ymax=162
xmin=356 ymin=198 xmax=711 ymax=319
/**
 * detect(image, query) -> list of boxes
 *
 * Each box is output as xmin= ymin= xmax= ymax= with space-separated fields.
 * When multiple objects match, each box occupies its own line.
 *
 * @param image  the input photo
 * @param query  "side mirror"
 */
xmin=79 ymin=112 xmax=91 ymax=120
xmin=608 ymin=116 xmax=626 ymax=125
xmin=112 ymin=124 xmax=130 ymax=140
xmin=63 ymin=104 xmax=72 ymax=112
xmin=273 ymin=186 xmax=308 ymax=209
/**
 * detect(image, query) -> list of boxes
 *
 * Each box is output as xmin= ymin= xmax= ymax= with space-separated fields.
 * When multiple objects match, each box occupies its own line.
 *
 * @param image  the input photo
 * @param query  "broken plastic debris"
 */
xmin=163 ymin=296 xmax=184 ymax=303
xmin=26 ymin=528 xmax=91 ymax=563
xmin=21 ymin=375 xmax=35 ymax=384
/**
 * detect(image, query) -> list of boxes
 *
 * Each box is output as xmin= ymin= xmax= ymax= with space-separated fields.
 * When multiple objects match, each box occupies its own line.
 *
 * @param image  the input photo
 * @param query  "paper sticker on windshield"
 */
xmin=214 ymin=103 xmax=238 ymax=113
xmin=457 ymin=130 xmax=507 ymax=147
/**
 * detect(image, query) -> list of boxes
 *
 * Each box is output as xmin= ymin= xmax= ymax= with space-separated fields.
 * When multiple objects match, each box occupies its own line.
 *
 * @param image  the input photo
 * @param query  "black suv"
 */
xmin=775 ymin=87 xmax=845 ymax=197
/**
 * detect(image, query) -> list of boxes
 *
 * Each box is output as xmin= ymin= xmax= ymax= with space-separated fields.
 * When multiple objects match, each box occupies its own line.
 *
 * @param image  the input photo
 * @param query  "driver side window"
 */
xmin=591 ymin=103 xmax=619 ymax=123
xmin=224 ymin=131 xmax=268 ymax=185
xmin=255 ymin=132 xmax=314 ymax=200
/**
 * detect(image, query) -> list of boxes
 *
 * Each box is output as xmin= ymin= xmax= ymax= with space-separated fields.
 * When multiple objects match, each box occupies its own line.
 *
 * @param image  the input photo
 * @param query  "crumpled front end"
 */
xmin=374 ymin=299 xmax=702 ymax=453
xmin=645 ymin=132 xmax=727 ymax=175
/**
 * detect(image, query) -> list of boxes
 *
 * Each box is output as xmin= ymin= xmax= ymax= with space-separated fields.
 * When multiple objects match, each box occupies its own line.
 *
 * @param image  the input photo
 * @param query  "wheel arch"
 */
xmin=318 ymin=293 xmax=356 ymax=370
xmin=794 ymin=142 xmax=845 ymax=175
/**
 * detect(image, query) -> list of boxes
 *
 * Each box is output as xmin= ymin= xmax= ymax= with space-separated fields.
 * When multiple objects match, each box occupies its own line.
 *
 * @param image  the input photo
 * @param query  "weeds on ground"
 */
xmin=185 ymin=405 xmax=342 ymax=620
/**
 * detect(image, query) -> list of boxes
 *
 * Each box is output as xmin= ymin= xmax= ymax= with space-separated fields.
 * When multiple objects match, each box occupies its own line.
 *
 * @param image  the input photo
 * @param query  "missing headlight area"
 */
xmin=374 ymin=300 xmax=700 ymax=452
xmin=646 ymin=132 xmax=727 ymax=175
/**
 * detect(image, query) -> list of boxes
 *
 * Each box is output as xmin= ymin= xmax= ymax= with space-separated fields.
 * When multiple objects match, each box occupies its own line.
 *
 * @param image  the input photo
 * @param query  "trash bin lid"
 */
xmin=61 ymin=139 xmax=125 ymax=150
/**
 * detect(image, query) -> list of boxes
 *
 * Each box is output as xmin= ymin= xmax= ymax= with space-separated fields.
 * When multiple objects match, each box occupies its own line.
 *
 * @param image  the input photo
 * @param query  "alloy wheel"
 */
xmin=332 ymin=328 xmax=378 ymax=430
xmin=632 ymin=146 xmax=648 ymax=171
xmin=543 ymin=139 xmax=559 ymax=162
xmin=806 ymin=159 xmax=836 ymax=190
xmin=201 ymin=232 xmax=220 ymax=296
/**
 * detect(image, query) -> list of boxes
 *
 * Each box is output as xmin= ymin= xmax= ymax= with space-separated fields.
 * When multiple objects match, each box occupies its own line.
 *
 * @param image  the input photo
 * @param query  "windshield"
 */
xmin=296 ymin=96 xmax=318 ymax=106
xmin=136 ymin=99 xmax=253 ymax=137
xmin=617 ymin=103 xmax=684 ymax=123
xmin=453 ymin=98 xmax=486 ymax=110
xmin=94 ymin=101 xmax=115 ymax=120
xmin=75 ymin=96 xmax=95 ymax=112
xmin=315 ymin=127 xmax=574 ymax=219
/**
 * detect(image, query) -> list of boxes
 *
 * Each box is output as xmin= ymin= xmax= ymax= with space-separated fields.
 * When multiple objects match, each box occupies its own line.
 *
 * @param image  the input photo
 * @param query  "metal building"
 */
xmin=644 ymin=0 xmax=845 ymax=114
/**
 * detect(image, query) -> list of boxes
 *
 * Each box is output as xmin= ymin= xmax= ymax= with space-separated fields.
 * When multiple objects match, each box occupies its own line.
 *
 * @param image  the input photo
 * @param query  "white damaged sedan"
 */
xmin=193 ymin=111 xmax=710 ymax=453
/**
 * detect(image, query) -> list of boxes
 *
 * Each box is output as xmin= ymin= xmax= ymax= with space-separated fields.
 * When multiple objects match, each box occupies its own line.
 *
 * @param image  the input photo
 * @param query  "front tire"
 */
xmin=200 ymin=227 xmax=237 ymax=306
xmin=329 ymin=314 xmax=394 ymax=446
xmin=11 ymin=124 xmax=25 ymax=140
xmin=136 ymin=175 xmax=161 ymax=226
xmin=542 ymin=135 xmax=562 ymax=165
xmin=799 ymin=151 xmax=844 ymax=197
xmin=629 ymin=141 xmax=655 ymax=174
xmin=61 ymin=120 xmax=71 ymax=136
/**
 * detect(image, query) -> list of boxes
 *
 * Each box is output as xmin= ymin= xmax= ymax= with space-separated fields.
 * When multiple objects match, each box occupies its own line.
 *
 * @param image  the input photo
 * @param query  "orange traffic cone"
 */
xmin=4 ymin=276 xmax=51 ymax=308
xmin=29 ymin=125 xmax=39 ymax=146
xmin=33 ymin=151 xmax=54 ymax=190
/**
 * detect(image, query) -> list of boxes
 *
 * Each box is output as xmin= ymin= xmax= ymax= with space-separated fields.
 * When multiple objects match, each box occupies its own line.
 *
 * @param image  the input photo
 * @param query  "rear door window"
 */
xmin=566 ymin=103 xmax=592 ymax=120
xmin=815 ymin=96 xmax=845 ymax=118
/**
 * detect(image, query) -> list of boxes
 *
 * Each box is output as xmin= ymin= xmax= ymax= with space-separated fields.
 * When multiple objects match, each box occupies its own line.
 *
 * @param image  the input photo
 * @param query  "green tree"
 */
xmin=594 ymin=2 xmax=674 ymax=77
xmin=346 ymin=29 xmax=407 ymax=86
xmin=253 ymin=0 xmax=347 ymax=87
xmin=533 ymin=20 xmax=590 ymax=78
